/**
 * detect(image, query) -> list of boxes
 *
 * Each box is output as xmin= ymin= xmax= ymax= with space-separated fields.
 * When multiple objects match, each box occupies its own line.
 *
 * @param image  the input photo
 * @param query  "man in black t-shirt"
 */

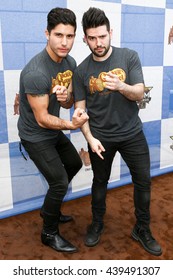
xmin=17 ymin=7 xmax=88 ymax=253
xmin=73 ymin=7 xmax=162 ymax=256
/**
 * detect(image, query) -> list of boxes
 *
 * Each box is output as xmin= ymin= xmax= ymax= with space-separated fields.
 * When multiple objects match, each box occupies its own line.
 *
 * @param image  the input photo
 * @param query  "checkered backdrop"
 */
xmin=0 ymin=0 xmax=173 ymax=218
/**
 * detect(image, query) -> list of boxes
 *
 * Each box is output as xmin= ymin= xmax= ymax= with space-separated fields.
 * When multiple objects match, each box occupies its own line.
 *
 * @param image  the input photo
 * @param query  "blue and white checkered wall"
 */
xmin=0 ymin=0 xmax=173 ymax=218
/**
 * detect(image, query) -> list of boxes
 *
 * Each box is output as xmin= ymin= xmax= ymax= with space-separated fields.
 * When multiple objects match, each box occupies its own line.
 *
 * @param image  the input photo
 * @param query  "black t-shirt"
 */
xmin=18 ymin=48 xmax=76 ymax=142
xmin=73 ymin=46 xmax=144 ymax=142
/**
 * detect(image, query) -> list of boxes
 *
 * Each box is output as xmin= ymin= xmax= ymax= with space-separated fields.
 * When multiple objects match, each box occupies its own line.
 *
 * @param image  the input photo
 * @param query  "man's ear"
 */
xmin=45 ymin=30 xmax=49 ymax=40
xmin=109 ymin=29 xmax=113 ymax=39
xmin=83 ymin=35 xmax=88 ymax=45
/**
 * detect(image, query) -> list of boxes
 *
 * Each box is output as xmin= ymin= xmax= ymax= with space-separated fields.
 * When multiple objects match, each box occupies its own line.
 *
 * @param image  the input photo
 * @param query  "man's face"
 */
xmin=46 ymin=23 xmax=76 ymax=62
xmin=84 ymin=25 xmax=112 ymax=59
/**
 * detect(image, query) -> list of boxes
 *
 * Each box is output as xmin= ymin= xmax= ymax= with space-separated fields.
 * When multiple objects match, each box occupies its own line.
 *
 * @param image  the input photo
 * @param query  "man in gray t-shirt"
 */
xmin=17 ymin=7 xmax=88 ymax=254
xmin=73 ymin=7 xmax=162 ymax=256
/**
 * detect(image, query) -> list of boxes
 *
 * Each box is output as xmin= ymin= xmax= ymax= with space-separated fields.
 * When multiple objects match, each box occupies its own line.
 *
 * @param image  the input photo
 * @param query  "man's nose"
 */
xmin=62 ymin=36 xmax=67 ymax=45
xmin=96 ymin=38 xmax=102 ymax=46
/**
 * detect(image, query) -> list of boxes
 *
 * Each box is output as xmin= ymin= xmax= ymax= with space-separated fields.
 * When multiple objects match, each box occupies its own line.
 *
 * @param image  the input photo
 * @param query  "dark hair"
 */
xmin=82 ymin=7 xmax=110 ymax=35
xmin=47 ymin=7 xmax=77 ymax=33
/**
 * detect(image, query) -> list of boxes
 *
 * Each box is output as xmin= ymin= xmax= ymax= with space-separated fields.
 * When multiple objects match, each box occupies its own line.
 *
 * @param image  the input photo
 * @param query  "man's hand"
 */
xmin=103 ymin=71 xmax=123 ymax=91
xmin=103 ymin=71 xmax=144 ymax=101
xmin=71 ymin=108 xmax=89 ymax=129
xmin=53 ymin=85 xmax=69 ymax=103
xmin=13 ymin=93 xmax=20 ymax=115
xmin=168 ymin=26 xmax=173 ymax=44
xmin=89 ymin=137 xmax=105 ymax=160
xmin=75 ymin=100 xmax=105 ymax=159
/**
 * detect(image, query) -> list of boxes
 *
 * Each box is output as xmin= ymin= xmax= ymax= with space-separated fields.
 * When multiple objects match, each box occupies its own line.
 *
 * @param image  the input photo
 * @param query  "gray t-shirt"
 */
xmin=73 ymin=47 xmax=144 ymax=142
xmin=18 ymin=48 xmax=76 ymax=142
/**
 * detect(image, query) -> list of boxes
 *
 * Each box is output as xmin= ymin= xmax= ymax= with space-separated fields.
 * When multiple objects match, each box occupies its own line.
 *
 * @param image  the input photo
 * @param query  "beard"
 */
xmin=89 ymin=43 xmax=110 ymax=58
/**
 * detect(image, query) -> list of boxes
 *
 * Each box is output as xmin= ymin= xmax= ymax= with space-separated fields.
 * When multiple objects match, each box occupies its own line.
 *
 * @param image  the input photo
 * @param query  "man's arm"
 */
xmin=13 ymin=93 xmax=20 ymax=115
xmin=104 ymin=71 xmax=144 ymax=101
xmin=75 ymin=100 xmax=105 ymax=159
xmin=27 ymin=93 xmax=88 ymax=130
xmin=168 ymin=26 xmax=173 ymax=44
xmin=118 ymin=82 xmax=144 ymax=101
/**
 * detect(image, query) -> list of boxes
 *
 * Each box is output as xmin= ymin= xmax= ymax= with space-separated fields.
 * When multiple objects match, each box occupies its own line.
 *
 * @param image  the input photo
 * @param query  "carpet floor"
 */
xmin=0 ymin=172 xmax=173 ymax=260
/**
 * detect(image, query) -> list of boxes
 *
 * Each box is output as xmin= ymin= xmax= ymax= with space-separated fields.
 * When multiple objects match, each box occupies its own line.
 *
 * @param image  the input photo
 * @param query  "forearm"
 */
xmin=81 ymin=119 xmax=105 ymax=160
xmin=35 ymin=107 xmax=88 ymax=131
xmin=119 ymin=82 xmax=144 ymax=101
xmin=37 ymin=113 xmax=73 ymax=130
xmin=14 ymin=93 xmax=20 ymax=115
xmin=27 ymin=93 xmax=88 ymax=130
xmin=81 ymin=121 xmax=94 ymax=144
xmin=74 ymin=100 xmax=93 ymax=141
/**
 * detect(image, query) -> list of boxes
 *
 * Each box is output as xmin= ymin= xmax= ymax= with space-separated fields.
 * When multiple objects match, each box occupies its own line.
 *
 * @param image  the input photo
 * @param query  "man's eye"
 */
xmin=67 ymin=35 xmax=74 ymax=39
xmin=89 ymin=37 xmax=95 ymax=41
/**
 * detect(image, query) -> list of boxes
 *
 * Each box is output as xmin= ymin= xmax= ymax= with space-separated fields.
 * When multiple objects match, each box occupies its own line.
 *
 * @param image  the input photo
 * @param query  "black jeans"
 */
xmin=21 ymin=131 xmax=82 ymax=233
xmin=88 ymin=130 xmax=151 ymax=229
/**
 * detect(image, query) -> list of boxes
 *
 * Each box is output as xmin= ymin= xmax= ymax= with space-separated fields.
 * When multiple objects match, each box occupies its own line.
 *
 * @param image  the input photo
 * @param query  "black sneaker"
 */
xmin=84 ymin=222 xmax=104 ymax=247
xmin=132 ymin=225 xmax=162 ymax=256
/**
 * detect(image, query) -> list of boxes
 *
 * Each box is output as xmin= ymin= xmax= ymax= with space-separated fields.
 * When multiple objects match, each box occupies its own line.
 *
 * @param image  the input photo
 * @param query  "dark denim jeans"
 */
xmin=88 ymin=130 xmax=151 ymax=228
xmin=21 ymin=131 xmax=82 ymax=233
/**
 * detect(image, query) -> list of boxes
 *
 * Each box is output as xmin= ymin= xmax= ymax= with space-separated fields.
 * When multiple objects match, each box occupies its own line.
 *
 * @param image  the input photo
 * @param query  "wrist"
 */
xmin=61 ymin=92 xmax=73 ymax=105
xmin=119 ymin=82 xmax=126 ymax=93
xmin=85 ymin=132 xmax=94 ymax=144
xmin=64 ymin=91 xmax=72 ymax=103
xmin=61 ymin=119 xmax=73 ymax=130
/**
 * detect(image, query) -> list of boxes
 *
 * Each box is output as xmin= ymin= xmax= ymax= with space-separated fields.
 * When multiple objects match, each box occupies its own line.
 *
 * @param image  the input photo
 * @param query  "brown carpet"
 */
xmin=0 ymin=172 xmax=173 ymax=260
